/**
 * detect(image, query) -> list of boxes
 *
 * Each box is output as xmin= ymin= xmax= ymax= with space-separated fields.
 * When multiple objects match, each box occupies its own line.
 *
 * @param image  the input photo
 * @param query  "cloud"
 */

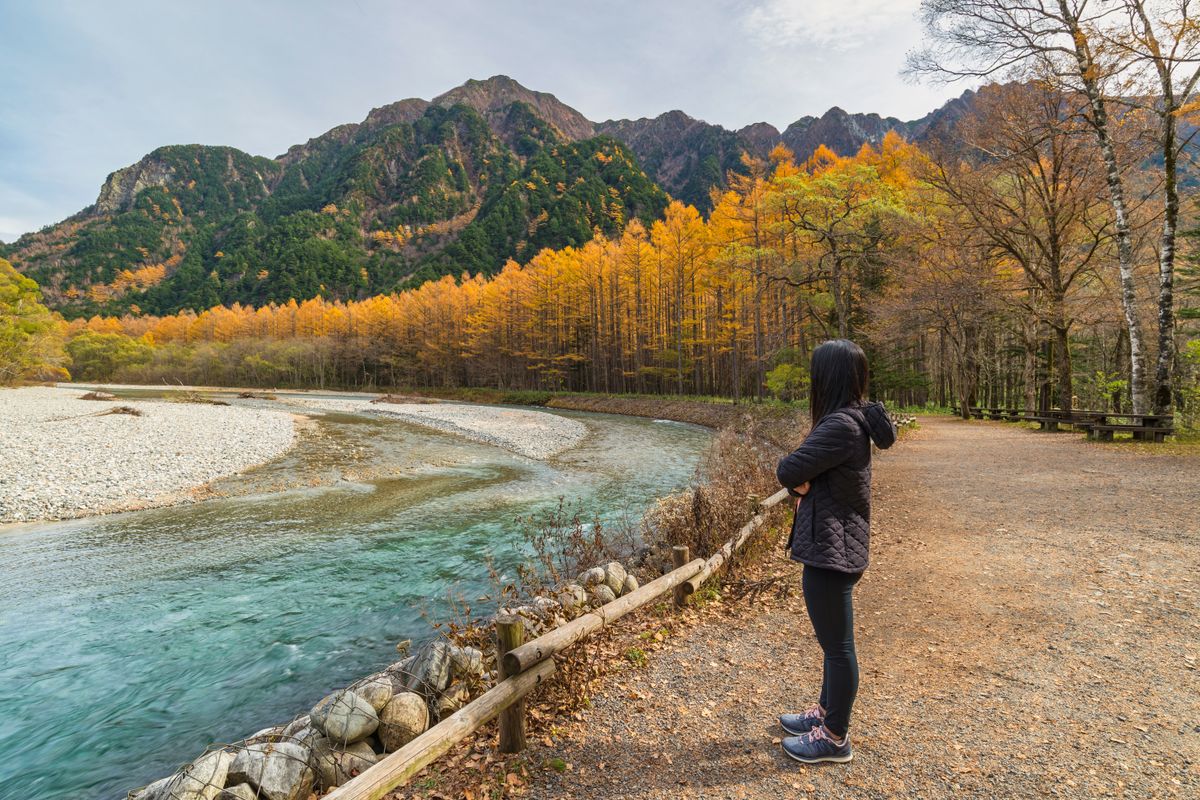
xmin=742 ymin=0 xmax=922 ymax=51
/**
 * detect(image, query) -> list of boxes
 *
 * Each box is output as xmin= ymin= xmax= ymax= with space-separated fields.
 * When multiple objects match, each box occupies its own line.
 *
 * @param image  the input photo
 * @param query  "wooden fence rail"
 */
xmin=677 ymin=487 xmax=790 ymax=603
xmin=327 ymin=485 xmax=791 ymax=800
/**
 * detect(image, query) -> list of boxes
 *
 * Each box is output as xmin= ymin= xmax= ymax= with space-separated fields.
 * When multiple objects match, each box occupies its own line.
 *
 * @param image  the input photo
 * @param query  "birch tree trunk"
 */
xmin=1060 ymin=1 xmax=1148 ymax=413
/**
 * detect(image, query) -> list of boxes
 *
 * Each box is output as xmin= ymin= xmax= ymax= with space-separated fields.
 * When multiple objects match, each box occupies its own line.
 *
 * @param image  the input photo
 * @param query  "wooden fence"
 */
xmin=324 ymin=486 xmax=791 ymax=800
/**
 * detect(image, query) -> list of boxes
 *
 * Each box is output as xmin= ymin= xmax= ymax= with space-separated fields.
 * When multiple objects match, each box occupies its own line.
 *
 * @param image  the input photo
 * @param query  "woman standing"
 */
xmin=775 ymin=339 xmax=896 ymax=764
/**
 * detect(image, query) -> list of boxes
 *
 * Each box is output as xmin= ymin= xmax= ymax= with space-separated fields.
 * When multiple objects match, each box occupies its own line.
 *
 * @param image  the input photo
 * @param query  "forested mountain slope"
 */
xmin=4 ymin=76 xmax=975 ymax=318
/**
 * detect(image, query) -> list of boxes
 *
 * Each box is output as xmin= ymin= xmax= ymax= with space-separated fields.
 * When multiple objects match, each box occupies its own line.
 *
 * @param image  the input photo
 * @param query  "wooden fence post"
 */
xmin=496 ymin=614 xmax=526 ymax=753
xmin=672 ymin=546 xmax=690 ymax=607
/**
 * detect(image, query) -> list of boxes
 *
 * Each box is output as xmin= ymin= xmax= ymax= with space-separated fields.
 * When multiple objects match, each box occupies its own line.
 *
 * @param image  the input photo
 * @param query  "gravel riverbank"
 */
xmin=0 ymin=387 xmax=297 ymax=524
xmin=290 ymin=397 xmax=588 ymax=459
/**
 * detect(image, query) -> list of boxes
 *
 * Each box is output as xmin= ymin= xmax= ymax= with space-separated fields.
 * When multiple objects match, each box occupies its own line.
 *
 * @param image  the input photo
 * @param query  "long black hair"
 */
xmin=809 ymin=339 xmax=869 ymax=425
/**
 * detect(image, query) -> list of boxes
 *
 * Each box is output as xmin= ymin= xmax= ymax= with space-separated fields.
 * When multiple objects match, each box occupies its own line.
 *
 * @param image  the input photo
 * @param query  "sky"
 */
xmin=0 ymin=0 xmax=958 ymax=243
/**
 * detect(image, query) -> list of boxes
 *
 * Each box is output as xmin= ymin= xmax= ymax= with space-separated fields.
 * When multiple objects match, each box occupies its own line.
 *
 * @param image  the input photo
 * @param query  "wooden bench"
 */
xmin=1082 ymin=413 xmax=1175 ymax=442
xmin=1086 ymin=423 xmax=1175 ymax=443
xmin=952 ymin=404 xmax=1176 ymax=442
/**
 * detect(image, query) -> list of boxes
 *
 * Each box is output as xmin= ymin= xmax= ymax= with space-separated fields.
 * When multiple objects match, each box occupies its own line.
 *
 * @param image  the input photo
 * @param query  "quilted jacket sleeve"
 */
xmin=776 ymin=412 xmax=860 ymax=490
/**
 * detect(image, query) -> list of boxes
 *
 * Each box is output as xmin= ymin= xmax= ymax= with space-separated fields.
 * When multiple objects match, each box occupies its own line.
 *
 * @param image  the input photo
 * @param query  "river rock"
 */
xmin=280 ymin=715 xmax=310 ymax=740
xmin=509 ymin=604 xmax=546 ymax=633
xmin=363 ymin=732 xmax=386 ymax=756
xmin=588 ymin=583 xmax=617 ymax=606
xmin=603 ymin=562 xmax=628 ymax=594
xmin=216 ymin=785 xmax=257 ymax=800
xmin=310 ymin=689 xmax=379 ymax=744
xmin=144 ymin=749 xmax=233 ymax=800
xmin=133 ymin=776 xmax=172 ymax=800
xmin=578 ymin=566 xmax=605 ymax=588
xmin=244 ymin=725 xmax=285 ymax=745
xmin=556 ymin=583 xmax=587 ymax=616
xmin=227 ymin=742 xmax=313 ymax=800
xmin=436 ymin=682 xmax=470 ymax=719
xmin=310 ymin=737 xmax=377 ymax=790
xmin=532 ymin=595 xmax=560 ymax=618
xmin=622 ymin=574 xmax=639 ymax=595
xmin=448 ymin=645 xmax=483 ymax=679
xmin=351 ymin=673 xmax=395 ymax=713
xmin=384 ymin=656 xmax=417 ymax=690
xmin=403 ymin=641 xmax=453 ymax=699
xmin=378 ymin=691 xmax=429 ymax=751
xmin=282 ymin=724 xmax=319 ymax=749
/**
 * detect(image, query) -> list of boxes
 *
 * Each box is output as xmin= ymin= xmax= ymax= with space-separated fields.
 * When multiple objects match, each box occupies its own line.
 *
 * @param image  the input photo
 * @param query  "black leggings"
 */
xmin=801 ymin=564 xmax=863 ymax=738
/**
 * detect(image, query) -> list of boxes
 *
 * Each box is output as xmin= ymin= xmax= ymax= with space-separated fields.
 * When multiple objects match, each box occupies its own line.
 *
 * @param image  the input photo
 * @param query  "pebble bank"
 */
xmin=0 ymin=387 xmax=297 ymax=523
xmin=290 ymin=397 xmax=588 ymax=459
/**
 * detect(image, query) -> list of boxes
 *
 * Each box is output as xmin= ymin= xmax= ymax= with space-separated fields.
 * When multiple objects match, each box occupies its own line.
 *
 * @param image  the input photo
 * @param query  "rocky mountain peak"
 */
xmin=431 ymin=75 xmax=595 ymax=141
xmin=736 ymin=122 xmax=783 ymax=158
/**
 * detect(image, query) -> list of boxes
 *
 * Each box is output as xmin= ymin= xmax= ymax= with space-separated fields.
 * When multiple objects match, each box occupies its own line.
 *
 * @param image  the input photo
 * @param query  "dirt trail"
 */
xmin=522 ymin=416 xmax=1200 ymax=799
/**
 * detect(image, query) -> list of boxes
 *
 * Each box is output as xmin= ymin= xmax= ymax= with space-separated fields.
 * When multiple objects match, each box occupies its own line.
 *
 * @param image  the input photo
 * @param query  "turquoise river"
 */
xmin=0 ymin=394 xmax=710 ymax=800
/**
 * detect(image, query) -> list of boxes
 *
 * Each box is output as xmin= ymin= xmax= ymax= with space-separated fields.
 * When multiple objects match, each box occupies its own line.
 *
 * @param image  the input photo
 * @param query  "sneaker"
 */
xmin=781 ymin=726 xmax=853 ymax=764
xmin=779 ymin=704 xmax=825 ymax=735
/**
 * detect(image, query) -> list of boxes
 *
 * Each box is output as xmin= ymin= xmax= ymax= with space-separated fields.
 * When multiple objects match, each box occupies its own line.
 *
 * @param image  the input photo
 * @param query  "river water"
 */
xmin=0 ymin=396 xmax=709 ymax=800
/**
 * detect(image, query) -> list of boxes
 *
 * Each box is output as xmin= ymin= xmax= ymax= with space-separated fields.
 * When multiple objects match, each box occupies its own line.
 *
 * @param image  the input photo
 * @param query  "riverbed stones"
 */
xmin=578 ymin=566 xmax=605 ymax=588
xmin=350 ymin=673 xmax=395 ymax=713
xmin=384 ymin=655 xmax=417 ymax=688
xmin=603 ymin=562 xmax=628 ymax=595
xmin=589 ymin=583 xmax=617 ymax=606
xmin=216 ymin=785 xmax=256 ymax=800
xmin=0 ymin=387 xmax=297 ymax=524
xmin=448 ymin=645 xmax=483 ymax=679
xmin=280 ymin=715 xmax=310 ymax=740
xmin=378 ymin=691 xmax=429 ymax=751
xmin=281 ymin=724 xmax=319 ymax=750
xmin=226 ymin=742 xmax=313 ymax=800
xmin=133 ymin=776 xmax=173 ymax=800
xmin=244 ymin=725 xmax=285 ymax=745
xmin=436 ymin=682 xmax=470 ymax=719
xmin=310 ymin=689 xmax=379 ymax=745
xmin=142 ymin=749 xmax=232 ymax=800
xmin=556 ymin=583 xmax=588 ymax=617
xmin=310 ymin=737 xmax=377 ymax=790
xmin=403 ymin=641 xmax=453 ymax=700
xmin=532 ymin=595 xmax=560 ymax=619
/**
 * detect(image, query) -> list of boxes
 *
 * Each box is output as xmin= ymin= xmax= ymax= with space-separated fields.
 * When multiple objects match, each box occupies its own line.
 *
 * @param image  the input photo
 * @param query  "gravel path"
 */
xmin=290 ymin=397 xmax=588 ymax=459
xmin=0 ymin=387 xmax=297 ymax=523
xmin=518 ymin=416 xmax=1199 ymax=799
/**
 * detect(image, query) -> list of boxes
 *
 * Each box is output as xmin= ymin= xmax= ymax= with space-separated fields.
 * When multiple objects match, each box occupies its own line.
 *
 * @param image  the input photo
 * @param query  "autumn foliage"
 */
xmin=54 ymin=89 xmax=1200 ymax=417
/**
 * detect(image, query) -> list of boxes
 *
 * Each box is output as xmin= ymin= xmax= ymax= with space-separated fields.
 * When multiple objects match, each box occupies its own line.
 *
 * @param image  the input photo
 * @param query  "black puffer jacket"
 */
xmin=777 ymin=402 xmax=896 ymax=573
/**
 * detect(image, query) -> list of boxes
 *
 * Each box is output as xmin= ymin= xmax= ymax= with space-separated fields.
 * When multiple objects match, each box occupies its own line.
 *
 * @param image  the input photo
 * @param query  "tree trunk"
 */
xmin=1061 ymin=3 xmax=1148 ymax=413
xmin=1054 ymin=324 xmax=1073 ymax=414
xmin=1154 ymin=107 xmax=1178 ymax=414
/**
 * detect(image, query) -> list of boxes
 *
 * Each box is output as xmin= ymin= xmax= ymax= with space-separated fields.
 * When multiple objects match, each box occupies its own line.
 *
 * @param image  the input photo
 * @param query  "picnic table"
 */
xmin=1083 ymin=413 xmax=1175 ymax=442
xmin=950 ymin=405 xmax=1174 ymax=441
